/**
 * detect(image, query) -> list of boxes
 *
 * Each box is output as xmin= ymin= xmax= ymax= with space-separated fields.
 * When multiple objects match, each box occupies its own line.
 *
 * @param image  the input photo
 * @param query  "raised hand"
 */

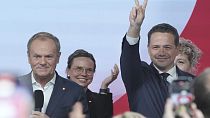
xmin=100 ymin=64 xmax=119 ymax=89
xmin=127 ymin=0 xmax=148 ymax=38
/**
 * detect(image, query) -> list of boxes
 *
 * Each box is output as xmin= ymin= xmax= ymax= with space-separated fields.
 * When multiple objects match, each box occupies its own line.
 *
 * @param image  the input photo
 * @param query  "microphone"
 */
xmin=33 ymin=90 xmax=44 ymax=112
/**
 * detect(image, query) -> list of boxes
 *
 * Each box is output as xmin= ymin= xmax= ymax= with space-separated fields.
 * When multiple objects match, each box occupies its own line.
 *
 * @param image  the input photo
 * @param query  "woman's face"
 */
xmin=175 ymin=54 xmax=192 ymax=73
xmin=66 ymin=57 xmax=95 ymax=89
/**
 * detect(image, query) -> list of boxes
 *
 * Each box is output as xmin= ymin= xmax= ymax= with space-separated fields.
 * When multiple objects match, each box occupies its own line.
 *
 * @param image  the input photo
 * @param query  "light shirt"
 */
xmin=154 ymin=65 xmax=178 ymax=83
xmin=126 ymin=35 xmax=139 ymax=45
xmin=31 ymin=72 xmax=56 ymax=113
xmin=126 ymin=34 xmax=178 ymax=83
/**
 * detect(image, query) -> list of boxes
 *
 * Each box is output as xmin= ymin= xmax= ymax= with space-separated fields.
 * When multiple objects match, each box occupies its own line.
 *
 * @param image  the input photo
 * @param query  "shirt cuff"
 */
xmin=126 ymin=35 xmax=140 ymax=45
xmin=99 ymin=88 xmax=110 ymax=94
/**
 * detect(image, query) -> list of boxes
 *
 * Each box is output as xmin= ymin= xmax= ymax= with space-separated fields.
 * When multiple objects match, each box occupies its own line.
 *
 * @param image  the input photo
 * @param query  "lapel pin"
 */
xmin=62 ymin=87 xmax=66 ymax=91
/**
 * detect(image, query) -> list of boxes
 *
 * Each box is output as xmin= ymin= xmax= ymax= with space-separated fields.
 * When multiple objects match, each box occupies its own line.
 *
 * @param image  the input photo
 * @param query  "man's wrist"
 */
xmin=127 ymin=26 xmax=141 ymax=38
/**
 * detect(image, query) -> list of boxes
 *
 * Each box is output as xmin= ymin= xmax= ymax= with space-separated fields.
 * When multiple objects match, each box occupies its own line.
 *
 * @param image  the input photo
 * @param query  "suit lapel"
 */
xmin=45 ymin=74 xmax=65 ymax=115
xmin=21 ymin=73 xmax=33 ymax=94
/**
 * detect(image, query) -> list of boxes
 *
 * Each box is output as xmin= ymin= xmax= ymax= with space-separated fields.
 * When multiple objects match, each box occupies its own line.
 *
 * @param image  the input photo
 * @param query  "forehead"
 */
xmin=72 ymin=57 xmax=94 ymax=66
xmin=29 ymin=38 xmax=57 ymax=53
xmin=149 ymin=32 xmax=175 ymax=46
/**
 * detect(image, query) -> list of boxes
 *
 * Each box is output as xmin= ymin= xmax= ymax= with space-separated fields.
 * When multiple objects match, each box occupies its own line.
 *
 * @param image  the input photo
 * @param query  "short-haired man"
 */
xmin=19 ymin=32 xmax=89 ymax=118
xmin=120 ymin=0 xmax=194 ymax=117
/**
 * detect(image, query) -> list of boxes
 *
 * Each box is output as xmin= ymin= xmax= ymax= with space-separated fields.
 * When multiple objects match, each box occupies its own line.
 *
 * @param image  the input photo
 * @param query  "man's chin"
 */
xmin=155 ymin=63 xmax=169 ymax=70
xmin=34 ymin=72 xmax=52 ymax=78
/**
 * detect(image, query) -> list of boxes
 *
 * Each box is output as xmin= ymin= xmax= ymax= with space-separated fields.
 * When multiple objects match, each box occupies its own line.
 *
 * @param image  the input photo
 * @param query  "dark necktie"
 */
xmin=160 ymin=73 xmax=170 ymax=82
xmin=160 ymin=73 xmax=170 ymax=97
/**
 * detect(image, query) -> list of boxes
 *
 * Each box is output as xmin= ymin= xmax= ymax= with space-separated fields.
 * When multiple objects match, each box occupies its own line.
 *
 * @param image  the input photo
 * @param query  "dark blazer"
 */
xmin=86 ymin=89 xmax=113 ymax=118
xmin=120 ymin=36 xmax=194 ymax=118
xmin=18 ymin=72 xmax=89 ymax=118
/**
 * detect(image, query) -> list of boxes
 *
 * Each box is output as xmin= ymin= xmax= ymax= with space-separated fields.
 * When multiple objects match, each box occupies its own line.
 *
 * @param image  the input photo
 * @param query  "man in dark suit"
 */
xmin=120 ymin=0 xmax=194 ymax=118
xmin=19 ymin=32 xmax=89 ymax=118
xmin=66 ymin=49 xmax=119 ymax=118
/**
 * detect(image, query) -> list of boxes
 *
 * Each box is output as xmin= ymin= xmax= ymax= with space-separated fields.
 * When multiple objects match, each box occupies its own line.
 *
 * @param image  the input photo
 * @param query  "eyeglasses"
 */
xmin=72 ymin=66 xmax=94 ymax=76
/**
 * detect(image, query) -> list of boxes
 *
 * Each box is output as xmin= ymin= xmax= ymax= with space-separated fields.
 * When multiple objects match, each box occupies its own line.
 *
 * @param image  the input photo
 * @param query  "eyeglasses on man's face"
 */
xmin=72 ymin=66 xmax=94 ymax=75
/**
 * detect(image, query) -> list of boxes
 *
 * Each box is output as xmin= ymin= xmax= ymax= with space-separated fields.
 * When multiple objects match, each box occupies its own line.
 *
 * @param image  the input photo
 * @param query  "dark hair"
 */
xmin=27 ymin=32 xmax=61 ymax=55
xmin=147 ymin=23 xmax=179 ymax=47
xmin=67 ymin=49 xmax=96 ymax=71
xmin=193 ymin=68 xmax=210 ymax=117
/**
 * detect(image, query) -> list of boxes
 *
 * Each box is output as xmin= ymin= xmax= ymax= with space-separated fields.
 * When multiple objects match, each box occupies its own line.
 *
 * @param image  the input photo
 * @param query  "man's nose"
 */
xmin=158 ymin=48 xmax=166 ymax=56
xmin=159 ymin=47 xmax=165 ymax=53
xmin=40 ymin=57 xmax=47 ymax=65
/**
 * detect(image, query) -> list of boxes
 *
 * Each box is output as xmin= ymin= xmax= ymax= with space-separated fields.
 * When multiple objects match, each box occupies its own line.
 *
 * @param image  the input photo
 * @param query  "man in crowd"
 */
xmin=120 ymin=0 xmax=194 ymax=117
xmin=19 ymin=32 xmax=89 ymax=118
xmin=194 ymin=67 xmax=210 ymax=118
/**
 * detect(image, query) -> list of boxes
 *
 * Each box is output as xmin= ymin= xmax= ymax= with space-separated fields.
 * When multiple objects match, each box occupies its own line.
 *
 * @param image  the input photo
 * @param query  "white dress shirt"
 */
xmin=154 ymin=65 xmax=178 ymax=83
xmin=31 ymin=72 xmax=56 ymax=113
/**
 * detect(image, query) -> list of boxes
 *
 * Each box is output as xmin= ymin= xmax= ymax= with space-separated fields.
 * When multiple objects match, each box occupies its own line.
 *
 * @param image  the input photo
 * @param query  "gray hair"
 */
xmin=178 ymin=37 xmax=202 ymax=68
xmin=27 ymin=32 xmax=61 ymax=54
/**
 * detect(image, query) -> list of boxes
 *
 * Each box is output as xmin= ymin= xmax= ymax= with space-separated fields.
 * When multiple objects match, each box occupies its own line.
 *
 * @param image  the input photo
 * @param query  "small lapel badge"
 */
xmin=62 ymin=87 xmax=66 ymax=91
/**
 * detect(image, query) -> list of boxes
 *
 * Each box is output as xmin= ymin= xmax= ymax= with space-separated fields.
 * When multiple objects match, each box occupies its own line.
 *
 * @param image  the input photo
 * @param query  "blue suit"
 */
xmin=120 ymin=36 xmax=194 ymax=118
xmin=18 ymin=72 xmax=89 ymax=118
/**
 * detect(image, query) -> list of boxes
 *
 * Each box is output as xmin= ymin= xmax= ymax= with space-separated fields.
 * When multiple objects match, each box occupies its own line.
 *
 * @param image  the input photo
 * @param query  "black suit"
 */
xmin=86 ymin=89 xmax=113 ymax=118
xmin=120 ymin=36 xmax=194 ymax=118
xmin=18 ymin=72 xmax=89 ymax=118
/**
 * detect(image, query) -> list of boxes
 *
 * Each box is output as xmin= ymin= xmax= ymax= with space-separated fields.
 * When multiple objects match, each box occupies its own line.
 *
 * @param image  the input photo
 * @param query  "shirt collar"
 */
xmin=153 ymin=64 xmax=177 ymax=83
xmin=153 ymin=64 xmax=176 ymax=76
xmin=31 ymin=72 xmax=56 ymax=86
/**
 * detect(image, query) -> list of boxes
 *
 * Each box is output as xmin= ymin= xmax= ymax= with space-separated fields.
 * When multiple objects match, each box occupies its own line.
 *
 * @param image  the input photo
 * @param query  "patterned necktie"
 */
xmin=159 ymin=73 xmax=170 ymax=112
xmin=160 ymin=73 xmax=170 ymax=82
xmin=160 ymin=73 xmax=170 ymax=96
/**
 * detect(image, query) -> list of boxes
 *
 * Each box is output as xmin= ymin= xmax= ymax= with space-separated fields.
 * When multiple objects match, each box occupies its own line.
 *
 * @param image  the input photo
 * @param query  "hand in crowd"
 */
xmin=113 ymin=111 xmax=145 ymax=118
xmin=163 ymin=99 xmax=204 ymax=118
xmin=30 ymin=111 xmax=49 ymax=118
xmin=101 ymin=64 xmax=119 ymax=89
xmin=69 ymin=102 xmax=85 ymax=118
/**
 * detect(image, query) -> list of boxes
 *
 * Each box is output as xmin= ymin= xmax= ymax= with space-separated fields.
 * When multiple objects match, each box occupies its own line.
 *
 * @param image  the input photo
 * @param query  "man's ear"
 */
xmin=175 ymin=45 xmax=180 ymax=56
xmin=27 ymin=51 xmax=31 ymax=64
xmin=57 ymin=52 xmax=61 ymax=63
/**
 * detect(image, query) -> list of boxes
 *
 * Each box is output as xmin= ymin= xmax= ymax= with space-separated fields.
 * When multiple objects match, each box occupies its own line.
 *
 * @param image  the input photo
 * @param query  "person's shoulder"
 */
xmin=177 ymin=67 xmax=195 ymax=81
xmin=178 ymin=67 xmax=194 ymax=76
xmin=17 ymin=73 xmax=31 ymax=83
xmin=56 ymin=75 xmax=82 ymax=89
xmin=18 ymin=73 xmax=30 ymax=79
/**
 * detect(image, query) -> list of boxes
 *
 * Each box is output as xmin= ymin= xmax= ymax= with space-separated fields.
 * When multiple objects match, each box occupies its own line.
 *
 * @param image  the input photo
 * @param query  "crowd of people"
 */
xmin=0 ymin=0 xmax=208 ymax=118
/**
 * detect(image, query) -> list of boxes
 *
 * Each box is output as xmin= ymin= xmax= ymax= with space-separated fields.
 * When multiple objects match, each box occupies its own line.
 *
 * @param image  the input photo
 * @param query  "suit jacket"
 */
xmin=18 ymin=72 xmax=89 ymax=118
xmin=86 ymin=89 xmax=113 ymax=118
xmin=120 ymin=35 xmax=194 ymax=118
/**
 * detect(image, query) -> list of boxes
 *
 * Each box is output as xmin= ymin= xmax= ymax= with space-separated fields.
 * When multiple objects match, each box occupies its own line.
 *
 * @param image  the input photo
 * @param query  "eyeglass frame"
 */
xmin=71 ymin=66 xmax=95 ymax=76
